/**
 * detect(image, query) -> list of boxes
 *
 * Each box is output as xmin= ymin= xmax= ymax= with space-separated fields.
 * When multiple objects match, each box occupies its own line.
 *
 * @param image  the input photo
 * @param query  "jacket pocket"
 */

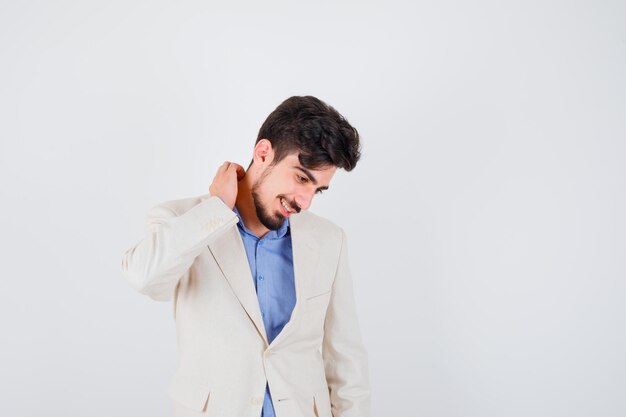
xmin=167 ymin=373 xmax=211 ymax=412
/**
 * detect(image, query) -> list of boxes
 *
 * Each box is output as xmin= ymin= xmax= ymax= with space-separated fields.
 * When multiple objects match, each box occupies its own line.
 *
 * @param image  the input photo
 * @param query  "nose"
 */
xmin=294 ymin=192 xmax=315 ymax=212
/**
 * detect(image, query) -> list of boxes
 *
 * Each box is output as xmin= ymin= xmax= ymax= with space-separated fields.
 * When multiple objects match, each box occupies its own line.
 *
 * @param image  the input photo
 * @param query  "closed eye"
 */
xmin=296 ymin=171 xmax=328 ymax=194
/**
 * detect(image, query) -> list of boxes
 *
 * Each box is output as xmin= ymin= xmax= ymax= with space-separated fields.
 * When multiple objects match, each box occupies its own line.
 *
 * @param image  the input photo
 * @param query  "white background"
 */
xmin=1 ymin=1 xmax=625 ymax=416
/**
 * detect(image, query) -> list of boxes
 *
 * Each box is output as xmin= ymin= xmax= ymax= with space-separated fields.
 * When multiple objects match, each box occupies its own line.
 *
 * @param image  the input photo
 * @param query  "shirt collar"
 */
xmin=232 ymin=205 xmax=290 ymax=239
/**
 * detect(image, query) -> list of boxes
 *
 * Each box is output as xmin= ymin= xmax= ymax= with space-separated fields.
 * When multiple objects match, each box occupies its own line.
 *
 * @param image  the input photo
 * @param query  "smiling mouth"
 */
xmin=280 ymin=198 xmax=296 ymax=214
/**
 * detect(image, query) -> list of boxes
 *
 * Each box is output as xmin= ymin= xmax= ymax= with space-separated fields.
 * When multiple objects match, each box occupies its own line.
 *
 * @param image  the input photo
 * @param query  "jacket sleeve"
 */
xmin=120 ymin=195 xmax=238 ymax=301
xmin=322 ymin=228 xmax=371 ymax=417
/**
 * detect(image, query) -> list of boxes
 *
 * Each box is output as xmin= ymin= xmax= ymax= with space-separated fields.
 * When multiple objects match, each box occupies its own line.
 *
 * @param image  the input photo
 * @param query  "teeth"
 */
xmin=281 ymin=198 xmax=293 ymax=213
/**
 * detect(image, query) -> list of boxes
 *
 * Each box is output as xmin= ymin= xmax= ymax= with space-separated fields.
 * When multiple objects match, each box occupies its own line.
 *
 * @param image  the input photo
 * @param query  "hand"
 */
xmin=209 ymin=161 xmax=246 ymax=209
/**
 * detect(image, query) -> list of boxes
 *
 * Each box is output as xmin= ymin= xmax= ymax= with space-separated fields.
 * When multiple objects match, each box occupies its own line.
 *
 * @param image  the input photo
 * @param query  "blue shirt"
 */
xmin=233 ymin=206 xmax=296 ymax=417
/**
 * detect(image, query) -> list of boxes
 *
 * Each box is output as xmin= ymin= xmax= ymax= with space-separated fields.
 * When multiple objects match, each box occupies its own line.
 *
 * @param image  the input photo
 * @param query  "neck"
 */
xmin=235 ymin=173 xmax=271 ymax=238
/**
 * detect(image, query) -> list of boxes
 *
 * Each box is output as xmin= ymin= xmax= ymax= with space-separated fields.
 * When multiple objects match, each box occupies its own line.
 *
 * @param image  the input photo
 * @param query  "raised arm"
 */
xmin=121 ymin=161 xmax=245 ymax=301
xmin=120 ymin=195 xmax=237 ymax=301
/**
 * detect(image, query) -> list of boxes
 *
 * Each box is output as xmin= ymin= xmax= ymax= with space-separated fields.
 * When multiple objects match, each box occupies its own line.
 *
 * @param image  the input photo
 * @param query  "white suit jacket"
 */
xmin=121 ymin=194 xmax=370 ymax=417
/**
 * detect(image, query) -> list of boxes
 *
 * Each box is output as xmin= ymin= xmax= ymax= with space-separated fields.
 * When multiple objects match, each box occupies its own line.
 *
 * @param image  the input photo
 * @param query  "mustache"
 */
xmin=279 ymin=196 xmax=301 ymax=213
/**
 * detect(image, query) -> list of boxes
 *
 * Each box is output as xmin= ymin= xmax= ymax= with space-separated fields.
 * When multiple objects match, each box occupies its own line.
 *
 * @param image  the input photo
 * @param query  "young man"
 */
xmin=121 ymin=96 xmax=370 ymax=417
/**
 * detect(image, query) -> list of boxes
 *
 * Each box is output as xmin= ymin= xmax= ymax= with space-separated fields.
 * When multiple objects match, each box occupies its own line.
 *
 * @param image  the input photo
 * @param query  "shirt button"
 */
xmin=258 ymin=275 xmax=264 ymax=281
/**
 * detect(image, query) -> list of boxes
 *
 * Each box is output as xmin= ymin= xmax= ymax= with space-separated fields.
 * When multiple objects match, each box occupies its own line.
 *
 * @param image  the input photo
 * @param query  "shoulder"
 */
xmin=292 ymin=209 xmax=345 ymax=246
xmin=150 ymin=193 xmax=209 ymax=216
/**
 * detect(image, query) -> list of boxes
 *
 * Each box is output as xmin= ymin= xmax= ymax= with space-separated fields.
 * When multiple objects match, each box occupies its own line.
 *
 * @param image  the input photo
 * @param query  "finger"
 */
xmin=217 ymin=161 xmax=230 ymax=173
xmin=234 ymin=164 xmax=246 ymax=180
xmin=227 ymin=163 xmax=240 ymax=176
xmin=228 ymin=162 xmax=244 ymax=173
xmin=227 ymin=164 xmax=245 ymax=181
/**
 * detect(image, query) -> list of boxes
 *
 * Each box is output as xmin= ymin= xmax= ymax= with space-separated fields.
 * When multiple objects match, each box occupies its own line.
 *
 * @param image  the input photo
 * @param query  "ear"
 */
xmin=253 ymin=139 xmax=274 ymax=165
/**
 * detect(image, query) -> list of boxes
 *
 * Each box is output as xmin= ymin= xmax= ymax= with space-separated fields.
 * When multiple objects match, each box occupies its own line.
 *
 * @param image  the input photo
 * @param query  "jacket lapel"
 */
xmin=268 ymin=212 xmax=319 ymax=348
xmin=208 ymin=227 xmax=269 ymax=345
xmin=207 ymin=212 xmax=319 ymax=348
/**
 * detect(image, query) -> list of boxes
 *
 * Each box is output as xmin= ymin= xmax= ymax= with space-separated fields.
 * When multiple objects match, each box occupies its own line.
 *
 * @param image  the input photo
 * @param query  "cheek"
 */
xmin=254 ymin=181 xmax=274 ymax=204
xmin=275 ymin=179 xmax=295 ymax=196
xmin=263 ymin=172 xmax=296 ymax=198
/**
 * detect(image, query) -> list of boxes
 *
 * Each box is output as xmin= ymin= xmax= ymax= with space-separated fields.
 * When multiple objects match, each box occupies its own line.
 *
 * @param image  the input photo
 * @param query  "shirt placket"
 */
xmin=255 ymin=238 xmax=270 ymax=332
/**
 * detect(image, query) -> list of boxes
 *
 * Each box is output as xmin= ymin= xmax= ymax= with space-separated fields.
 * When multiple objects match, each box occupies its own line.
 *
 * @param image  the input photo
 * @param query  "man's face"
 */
xmin=251 ymin=152 xmax=336 ymax=230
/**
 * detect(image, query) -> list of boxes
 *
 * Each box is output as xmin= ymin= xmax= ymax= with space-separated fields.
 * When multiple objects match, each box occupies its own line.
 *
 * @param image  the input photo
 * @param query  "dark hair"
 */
xmin=255 ymin=96 xmax=361 ymax=171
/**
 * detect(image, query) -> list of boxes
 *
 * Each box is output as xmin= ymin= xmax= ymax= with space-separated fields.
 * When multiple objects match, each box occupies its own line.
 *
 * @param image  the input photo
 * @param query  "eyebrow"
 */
xmin=294 ymin=166 xmax=330 ymax=191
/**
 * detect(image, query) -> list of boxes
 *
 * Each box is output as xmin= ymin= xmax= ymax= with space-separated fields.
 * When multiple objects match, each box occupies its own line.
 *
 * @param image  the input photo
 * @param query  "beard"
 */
xmin=251 ymin=170 xmax=286 ymax=231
